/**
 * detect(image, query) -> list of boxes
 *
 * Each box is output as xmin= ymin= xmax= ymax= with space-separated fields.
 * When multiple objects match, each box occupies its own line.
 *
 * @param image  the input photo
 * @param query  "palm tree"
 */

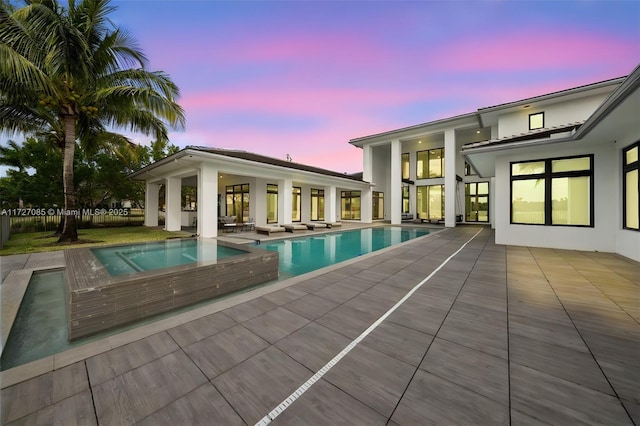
xmin=0 ymin=0 xmax=185 ymax=242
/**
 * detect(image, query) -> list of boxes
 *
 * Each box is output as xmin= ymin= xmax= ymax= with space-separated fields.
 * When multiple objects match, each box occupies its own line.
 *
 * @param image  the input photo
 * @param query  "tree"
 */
xmin=0 ymin=0 xmax=185 ymax=242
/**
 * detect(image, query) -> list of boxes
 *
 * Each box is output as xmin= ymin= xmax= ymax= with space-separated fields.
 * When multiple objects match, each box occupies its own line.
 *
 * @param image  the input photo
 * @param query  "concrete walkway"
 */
xmin=1 ymin=227 xmax=638 ymax=425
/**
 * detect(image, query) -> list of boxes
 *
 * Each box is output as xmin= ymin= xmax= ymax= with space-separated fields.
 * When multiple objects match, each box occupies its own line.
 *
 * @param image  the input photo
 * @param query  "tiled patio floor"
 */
xmin=1 ymin=226 xmax=638 ymax=425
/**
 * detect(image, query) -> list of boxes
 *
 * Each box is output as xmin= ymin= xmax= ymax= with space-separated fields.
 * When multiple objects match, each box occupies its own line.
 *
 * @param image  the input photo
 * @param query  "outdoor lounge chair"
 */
xmin=305 ymin=223 xmax=328 ymax=230
xmin=255 ymin=225 xmax=286 ymax=235
xmin=320 ymin=221 xmax=342 ymax=228
xmin=219 ymin=216 xmax=239 ymax=232
xmin=283 ymin=224 xmax=307 ymax=233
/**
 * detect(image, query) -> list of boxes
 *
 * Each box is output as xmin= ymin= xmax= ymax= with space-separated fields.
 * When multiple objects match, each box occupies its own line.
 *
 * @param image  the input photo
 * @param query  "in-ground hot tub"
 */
xmin=64 ymin=238 xmax=278 ymax=340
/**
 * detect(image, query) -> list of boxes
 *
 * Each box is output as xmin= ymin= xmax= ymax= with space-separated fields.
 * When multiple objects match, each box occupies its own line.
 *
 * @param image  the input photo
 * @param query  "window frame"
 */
xmin=416 ymin=147 xmax=444 ymax=179
xmin=225 ymin=183 xmax=250 ymax=223
xmin=510 ymin=154 xmax=594 ymax=227
xmin=372 ymin=191 xmax=384 ymax=220
xmin=310 ymin=188 xmax=325 ymax=221
xmin=292 ymin=186 xmax=302 ymax=222
xmin=340 ymin=191 xmax=361 ymax=220
xmin=623 ymin=141 xmax=639 ymax=231
xmin=529 ymin=112 xmax=545 ymax=130
xmin=266 ymin=184 xmax=278 ymax=224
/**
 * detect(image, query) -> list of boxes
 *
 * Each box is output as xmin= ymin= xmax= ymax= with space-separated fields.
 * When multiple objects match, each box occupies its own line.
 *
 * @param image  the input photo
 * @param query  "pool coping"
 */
xmin=1 ymin=226 xmax=444 ymax=388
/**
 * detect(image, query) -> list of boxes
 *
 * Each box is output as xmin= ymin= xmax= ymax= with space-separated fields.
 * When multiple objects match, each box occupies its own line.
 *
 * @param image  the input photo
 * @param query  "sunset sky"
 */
xmin=4 ymin=1 xmax=640 ymax=175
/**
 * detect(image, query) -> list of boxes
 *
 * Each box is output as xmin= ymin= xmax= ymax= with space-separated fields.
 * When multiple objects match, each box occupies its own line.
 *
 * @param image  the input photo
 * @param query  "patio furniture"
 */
xmin=219 ymin=216 xmax=239 ymax=232
xmin=320 ymin=221 xmax=342 ymax=228
xmin=283 ymin=224 xmax=307 ymax=233
xmin=256 ymin=225 xmax=286 ymax=235
xmin=305 ymin=223 xmax=328 ymax=230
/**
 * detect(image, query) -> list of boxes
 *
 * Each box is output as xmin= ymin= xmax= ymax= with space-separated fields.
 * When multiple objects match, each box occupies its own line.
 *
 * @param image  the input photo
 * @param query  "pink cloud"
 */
xmin=432 ymin=30 xmax=638 ymax=72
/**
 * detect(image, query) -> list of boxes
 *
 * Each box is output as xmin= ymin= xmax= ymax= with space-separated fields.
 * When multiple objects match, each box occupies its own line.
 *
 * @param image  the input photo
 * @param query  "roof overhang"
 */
xmin=462 ymin=64 xmax=640 ymax=178
xmin=129 ymin=147 xmax=372 ymax=188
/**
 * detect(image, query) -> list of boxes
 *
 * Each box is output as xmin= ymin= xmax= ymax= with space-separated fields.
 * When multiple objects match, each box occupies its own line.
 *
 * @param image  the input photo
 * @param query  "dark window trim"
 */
xmin=465 ymin=181 xmax=490 ymax=223
xmin=292 ymin=186 xmax=302 ymax=222
xmin=267 ymin=183 xmax=278 ymax=224
xmin=529 ymin=111 xmax=545 ymax=130
xmin=310 ymin=188 xmax=325 ymax=222
xmin=416 ymin=147 xmax=445 ymax=179
xmin=623 ymin=141 xmax=639 ymax=231
xmin=510 ymin=154 xmax=594 ymax=227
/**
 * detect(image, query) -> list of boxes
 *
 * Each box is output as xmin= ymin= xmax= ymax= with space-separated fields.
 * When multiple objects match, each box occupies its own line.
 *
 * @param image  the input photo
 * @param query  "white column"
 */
xmin=390 ymin=139 xmax=402 ymax=225
xmin=325 ymin=185 xmax=337 ymax=223
xmin=165 ymin=177 xmax=182 ymax=231
xmin=144 ymin=182 xmax=160 ymax=227
xmin=279 ymin=178 xmax=292 ymax=225
xmin=363 ymin=144 xmax=373 ymax=182
xmin=361 ymin=186 xmax=372 ymax=223
xmin=444 ymin=128 xmax=457 ymax=227
xmin=198 ymin=163 xmax=218 ymax=238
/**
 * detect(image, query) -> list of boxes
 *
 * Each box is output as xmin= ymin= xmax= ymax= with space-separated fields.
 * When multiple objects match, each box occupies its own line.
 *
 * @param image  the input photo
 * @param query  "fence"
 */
xmin=6 ymin=208 xmax=147 ymax=234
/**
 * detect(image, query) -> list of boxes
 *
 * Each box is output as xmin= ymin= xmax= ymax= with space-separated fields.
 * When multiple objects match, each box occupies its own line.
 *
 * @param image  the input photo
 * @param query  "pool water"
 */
xmin=252 ymin=226 xmax=429 ymax=278
xmin=1 ymin=226 xmax=428 ymax=370
xmin=92 ymin=238 xmax=246 ymax=276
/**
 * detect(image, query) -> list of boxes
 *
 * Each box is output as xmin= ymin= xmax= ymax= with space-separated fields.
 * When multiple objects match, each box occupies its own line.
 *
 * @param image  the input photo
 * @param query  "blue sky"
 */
xmin=2 ymin=0 xmax=639 ymax=175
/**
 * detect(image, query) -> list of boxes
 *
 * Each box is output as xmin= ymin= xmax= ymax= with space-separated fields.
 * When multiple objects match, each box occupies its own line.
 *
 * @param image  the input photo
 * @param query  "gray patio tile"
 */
xmin=598 ymin=358 xmax=640 ymax=404
xmin=509 ymin=333 xmax=614 ymax=395
xmin=294 ymin=275 xmax=336 ymax=293
xmin=315 ymin=300 xmax=381 ymax=339
xmin=262 ymin=286 xmax=308 ymax=305
xmin=212 ymin=346 xmax=312 ymax=425
xmin=389 ymin=369 xmax=509 ymax=425
xmin=242 ymin=307 xmax=310 ymax=343
xmin=275 ymin=322 xmax=351 ymax=371
xmin=621 ymin=399 xmax=640 ymax=425
xmin=1 ymin=361 xmax=89 ymax=424
xmin=166 ymin=311 xmax=237 ymax=347
xmin=579 ymin=329 xmax=640 ymax=367
xmin=510 ymin=409 xmax=555 ymax=426
xmin=420 ymin=337 xmax=509 ymax=404
xmin=361 ymin=322 xmax=434 ymax=367
xmin=313 ymin=281 xmax=365 ymax=304
xmin=508 ymin=313 xmax=589 ymax=354
xmin=136 ymin=383 xmax=244 ymax=426
xmin=6 ymin=389 xmax=96 ymax=426
xmin=86 ymin=331 xmax=179 ymax=386
xmin=272 ymin=378 xmax=387 ymax=425
xmin=381 ymin=269 xmax=424 ymax=290
xmin=385 ymin=298 xmax=449 ymax=336
xmin=282 ymin=293 xmax=339 ymax=320
xmin=436 ymin=313 xmax=508 ymax=359
xmin=92 ymin=350 xmax=208 ymax=425
xmin=510 ymin=362 xmax=633 ymax=425
xmin=183 ymin=324 xmax=269 ymax=379
xmin=323 ymin=343 xmax=415 ymax=418
xmin=448 ymin=300 xmax=507 ymax=328
xmin=457 ymin=292 xmax=507 ymax=313
xmin=363 ymin=282 xmax=409 ymax=305
xmin=222 ymin=297 xmax=278 ymax=322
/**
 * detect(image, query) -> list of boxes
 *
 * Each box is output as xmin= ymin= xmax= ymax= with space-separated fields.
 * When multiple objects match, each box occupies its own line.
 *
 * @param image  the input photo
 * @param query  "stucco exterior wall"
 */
xmin=493 ymin=140 xmax=620 ymax=255
xmin=497 ymin=94 xmax=610 ymax=139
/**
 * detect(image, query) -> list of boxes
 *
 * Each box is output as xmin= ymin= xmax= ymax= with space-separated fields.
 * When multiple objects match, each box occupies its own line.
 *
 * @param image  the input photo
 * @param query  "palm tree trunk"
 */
xmin=58 ymin=114 xmax=78 ymax=242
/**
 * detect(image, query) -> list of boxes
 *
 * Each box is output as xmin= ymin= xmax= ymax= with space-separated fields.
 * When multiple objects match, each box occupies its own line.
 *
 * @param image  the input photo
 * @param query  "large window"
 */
xmin=417 ymin=148 xmax=444 ymax=179
xmin=402 ymin=153 xmax=410 ymax=180
xmin=341 ymin=191 xmax=361 ymax=220
xmin=292 ymin=186 xmax=301 ymax=222
xmin=623 ymin=142 xmax=639 ymax=230
xmin=225 ymin=184 xmax=249 ymax=223
xmin=511 ymin=155 xmax=593 ymax=226
xmin=267 ymin=184 xmax=278 ymax=224
xmin=310 ymin=188 xmax=325 ymax=221
xmin=402 ymin=185 xmax=410 ymax=214
xmin=373 ymin=191 xmax=384 ymax=220
xmin=466 ymin=182 xmax=489 ymax=222
xmin=416 ymin=185 xmax=444 ymax=220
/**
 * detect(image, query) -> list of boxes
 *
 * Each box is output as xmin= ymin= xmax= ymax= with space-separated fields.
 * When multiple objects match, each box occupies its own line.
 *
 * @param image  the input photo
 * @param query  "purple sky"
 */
xmin=4 ymin=1 xmax=640 ymax=175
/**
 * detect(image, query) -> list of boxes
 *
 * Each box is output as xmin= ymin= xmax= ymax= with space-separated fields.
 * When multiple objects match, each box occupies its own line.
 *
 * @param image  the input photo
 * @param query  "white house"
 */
xmin=132 ymin=64 xmax=639 ymax=261
xmin=350 ymin=64 xmax=639 ymax=261
xmin=129 ymin=147 xmax=374 ymax=238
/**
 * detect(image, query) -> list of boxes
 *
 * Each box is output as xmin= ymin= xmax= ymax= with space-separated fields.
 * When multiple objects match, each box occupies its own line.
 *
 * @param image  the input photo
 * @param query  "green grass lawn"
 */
xmin=0 ymin=226 xmax=193 ymax=256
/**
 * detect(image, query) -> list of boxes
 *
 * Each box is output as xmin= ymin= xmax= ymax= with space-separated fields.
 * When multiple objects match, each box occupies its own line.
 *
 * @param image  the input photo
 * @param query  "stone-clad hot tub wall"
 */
xmin=64 ymin=239 xmax=278 ymax=340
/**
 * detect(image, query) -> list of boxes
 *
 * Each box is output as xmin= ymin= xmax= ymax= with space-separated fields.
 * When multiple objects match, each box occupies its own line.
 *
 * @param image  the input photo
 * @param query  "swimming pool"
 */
xmin=92 ymin=238 xmax=247 ymax=276
xmin=253 ymin=226 xmax=429 ymax=278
